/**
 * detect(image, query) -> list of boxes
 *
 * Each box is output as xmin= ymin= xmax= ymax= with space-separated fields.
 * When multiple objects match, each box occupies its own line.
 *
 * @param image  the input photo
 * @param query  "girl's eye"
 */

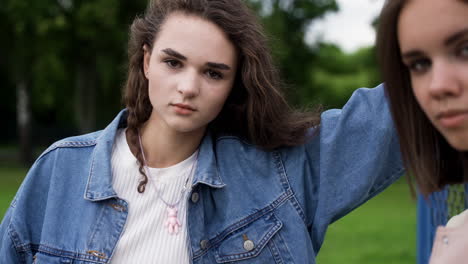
xmin=458 ymin=44 xmax=468 ymax=58
xmin=206 ymin=69 xmax=223 ymax=80
xmin=408 ymin=58 xmax=431 ymax=74
xmin=164 ymin=59 xmax=182 ymax=69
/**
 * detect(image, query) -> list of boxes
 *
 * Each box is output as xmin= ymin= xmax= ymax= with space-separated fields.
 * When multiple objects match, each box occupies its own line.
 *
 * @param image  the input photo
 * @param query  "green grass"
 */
xmin=317 ymin=178 xmax=416 ymax=263
xmin=0 ymin=168 xmax=416 ymax=263
xmin=0 ymin=166 xmax=27 ymax=219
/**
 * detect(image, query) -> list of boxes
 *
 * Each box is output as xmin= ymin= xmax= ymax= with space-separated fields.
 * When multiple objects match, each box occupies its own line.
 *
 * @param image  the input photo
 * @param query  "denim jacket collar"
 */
xmin=193 ymin=131 xmax=226 ymax=189
xmin=84 ymin=109 xmax=225 ymax=202
xmin=84 ymin=110 xmax=126 ymax=201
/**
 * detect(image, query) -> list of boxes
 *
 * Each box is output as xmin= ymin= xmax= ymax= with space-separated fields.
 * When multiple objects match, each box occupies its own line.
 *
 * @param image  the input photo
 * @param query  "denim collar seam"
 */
xmin=84 ymin=110 xmax=126 ymax=200
xmin=36 ymin=141 xmax=97 ymax=161
xmin=273 ymin=150 xmax=307 ymax=224
xmin=84 ymin=149 xmax=118 ymax=201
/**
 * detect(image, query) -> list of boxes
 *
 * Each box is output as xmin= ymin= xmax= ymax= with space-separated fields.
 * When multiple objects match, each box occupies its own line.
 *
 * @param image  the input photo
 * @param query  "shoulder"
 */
xmin=211 ymin=133 xmax=310 ymax=170
xmin=37 ymin=109 xmax=128 ymax=161
xmin=213 ymin=133 xmax=297 ymax=154
xmin=21 ymin=130 xmax=105 ymax=187
xmin=13 ymin=130 xmax=108 ymax=205
xmin=37 ymin=130 xmax=103 ymax=160
xmin=214 ymin=134 xmax=255 ymax=148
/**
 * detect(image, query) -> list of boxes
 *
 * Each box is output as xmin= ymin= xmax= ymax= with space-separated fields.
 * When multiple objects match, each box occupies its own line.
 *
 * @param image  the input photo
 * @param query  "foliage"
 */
xmin=248 ymin=0 xmax=339 ymax=105
xmin=306 ymin=43 xmax=381 ymax=108
xmin=1 ymin=0 xmax=147 ymax=147
xmin=1 ymin=0 xmax=380 ymax=147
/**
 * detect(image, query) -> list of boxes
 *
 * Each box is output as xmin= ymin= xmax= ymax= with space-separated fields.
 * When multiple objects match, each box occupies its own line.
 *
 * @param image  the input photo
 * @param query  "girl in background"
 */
xmin=0 ymin=0 xmax=403 ymax=263
xmin=377 ymin=0 xmax=468 ymax=263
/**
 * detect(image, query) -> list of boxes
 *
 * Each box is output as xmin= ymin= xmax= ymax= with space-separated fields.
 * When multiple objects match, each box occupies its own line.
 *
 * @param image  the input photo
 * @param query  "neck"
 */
xmin=128 ymin=119 xmax=204 ymax=168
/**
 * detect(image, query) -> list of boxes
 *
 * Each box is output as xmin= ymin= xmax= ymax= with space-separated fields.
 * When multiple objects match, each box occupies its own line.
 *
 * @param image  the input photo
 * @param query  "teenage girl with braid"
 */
xmin=0 ymin=0 xmax=403 ymax=263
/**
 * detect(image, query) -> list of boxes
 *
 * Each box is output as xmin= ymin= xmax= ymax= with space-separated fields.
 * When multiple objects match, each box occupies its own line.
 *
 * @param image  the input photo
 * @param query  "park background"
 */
xmin=0 ymin=0 xmax=416 ymax=263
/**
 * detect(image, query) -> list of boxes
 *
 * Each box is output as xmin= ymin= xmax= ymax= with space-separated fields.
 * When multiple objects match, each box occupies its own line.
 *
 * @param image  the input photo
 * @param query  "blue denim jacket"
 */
xmin=0 ymin=84 xmax=404 ymax=263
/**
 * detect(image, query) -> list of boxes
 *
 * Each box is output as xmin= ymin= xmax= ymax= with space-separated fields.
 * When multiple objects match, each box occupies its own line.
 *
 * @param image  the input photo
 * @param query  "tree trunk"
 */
xmin=74 ymin=62 xmax=97 ymax=134
xmin=16 ymin=79 xmax=32 ymax=165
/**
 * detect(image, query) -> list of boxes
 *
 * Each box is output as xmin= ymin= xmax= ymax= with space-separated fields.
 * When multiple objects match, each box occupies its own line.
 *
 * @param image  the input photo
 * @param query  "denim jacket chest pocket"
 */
xmin=214 ymin=213 xmax=290 ymax=263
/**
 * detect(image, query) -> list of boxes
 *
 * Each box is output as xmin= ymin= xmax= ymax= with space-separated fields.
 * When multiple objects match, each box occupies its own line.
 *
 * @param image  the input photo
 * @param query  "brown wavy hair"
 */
xmin=123 ymin=0 xmax=321 ymax=193
xmin=376 ymin=0 xmax=468 ymax=196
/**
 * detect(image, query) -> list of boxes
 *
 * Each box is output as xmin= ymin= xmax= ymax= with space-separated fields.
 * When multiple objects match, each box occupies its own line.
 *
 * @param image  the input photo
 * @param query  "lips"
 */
xmin=436 ymin=110 xmax=468 ymax=128
xmin=171 ymin=103 xmax=197 ymax=115
xmin=172 ymin=103 xmax=196 ymax=111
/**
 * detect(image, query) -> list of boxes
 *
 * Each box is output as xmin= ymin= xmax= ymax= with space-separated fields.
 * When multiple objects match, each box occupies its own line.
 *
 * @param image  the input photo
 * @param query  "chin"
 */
xmin=171 ymin=123 xmax=206 ymax=134
xmin=445 ymin=135 xmax=468 ymax=151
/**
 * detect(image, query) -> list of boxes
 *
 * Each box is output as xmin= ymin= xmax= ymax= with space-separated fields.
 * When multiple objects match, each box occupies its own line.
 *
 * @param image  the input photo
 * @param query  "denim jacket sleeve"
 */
xmin=0 ymin=149 xmax=57 ymax=264
xmin=302 ymin=84 xmax=404 ymax=248
xmin=0 ymin=200 xmax=21 ymax=263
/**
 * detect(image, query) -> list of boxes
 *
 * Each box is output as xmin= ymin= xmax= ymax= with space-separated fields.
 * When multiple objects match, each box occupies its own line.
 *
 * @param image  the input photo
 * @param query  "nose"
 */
xmin=176 ymin=70 xmax=200 ymax=98
xmin=429 ymin=61 xmax=462 ymax=100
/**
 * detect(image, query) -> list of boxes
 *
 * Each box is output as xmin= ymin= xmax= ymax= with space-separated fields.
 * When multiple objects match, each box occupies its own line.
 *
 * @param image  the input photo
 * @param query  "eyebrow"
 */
xmin=162 ymin=48 xmax=187 ymax=60
xmin=206 ymin=62 xmax=231 ymax=71
xmin=401 ymin=28 xmax=468 ymax=60
xmin=401 ymin=50 xmax=424 ymax=60
xmin=161 ymin=48 xmax=232 ymax=71
xmin=444 ymin=28 xmax=468 ymax=46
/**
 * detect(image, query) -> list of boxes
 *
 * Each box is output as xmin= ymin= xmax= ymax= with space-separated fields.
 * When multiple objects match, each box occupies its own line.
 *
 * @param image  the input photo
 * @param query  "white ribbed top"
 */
xmin=109 ymin=129 xmax=196 ymax=264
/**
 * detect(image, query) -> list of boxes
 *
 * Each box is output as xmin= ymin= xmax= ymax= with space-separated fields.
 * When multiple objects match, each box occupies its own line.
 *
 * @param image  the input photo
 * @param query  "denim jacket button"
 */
xmin=243 ymin=240 xmax=255 ymax=251
xmin=191 ymin=192 xmax=200 ymax=203
xmin=87 ymin=250 xmax=106 ymax=259
xmin=109 ymin=203 xmax=125 ymax=212
xmin=200 ymin=239 xmax=209 ymax=250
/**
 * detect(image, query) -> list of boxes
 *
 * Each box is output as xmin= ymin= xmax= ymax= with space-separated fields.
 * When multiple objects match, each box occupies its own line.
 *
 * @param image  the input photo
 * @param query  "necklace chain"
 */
xmin=137 ymin=130 xmax=198 ymax=234
xmin=137 ymin=130 xmax=198 ymax=208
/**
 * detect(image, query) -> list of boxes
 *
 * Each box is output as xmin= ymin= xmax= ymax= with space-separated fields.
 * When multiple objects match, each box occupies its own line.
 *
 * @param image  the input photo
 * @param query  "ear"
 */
xmin=143 ymin=44 xmax=151 ymax=78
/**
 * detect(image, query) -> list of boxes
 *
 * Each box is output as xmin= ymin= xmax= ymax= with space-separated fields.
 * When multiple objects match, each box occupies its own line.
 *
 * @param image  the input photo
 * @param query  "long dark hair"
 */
xmin=123 ymin=0 xmax=321 ymax=193
xmin=376 ymin=0 xmax=468 ymax=196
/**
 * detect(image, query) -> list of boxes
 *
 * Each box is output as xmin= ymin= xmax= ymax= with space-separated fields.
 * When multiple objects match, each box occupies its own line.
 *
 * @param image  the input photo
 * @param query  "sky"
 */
xmin=306 ymin=0 xmax=385 ymax=53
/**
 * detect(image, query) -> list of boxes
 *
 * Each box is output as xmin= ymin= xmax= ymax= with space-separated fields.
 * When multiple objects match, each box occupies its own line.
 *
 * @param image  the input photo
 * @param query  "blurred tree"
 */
xmin=50 ymin=0 xmax=147 ymax=133
xmin=2 ymin=0 xmax=384 ymax=165
xmin=247 ymin=0 xmax=380 ymax=109
xmin=1 ymin=0 xmax=146 ymax=165
xmin=1 ymin=0 xmax=49 ymax=164
xmin=309 ymin=9 xmax=382 ymax=109
xmin=309 ymin=43 xmax=381 ymax=109
xmin=247 ymin=0 xmax=339 ymax=105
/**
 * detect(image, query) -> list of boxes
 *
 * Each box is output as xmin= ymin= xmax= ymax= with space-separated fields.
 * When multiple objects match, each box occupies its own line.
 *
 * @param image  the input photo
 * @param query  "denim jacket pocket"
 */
xmin=214 ymin=213 xmax=283 ymax=263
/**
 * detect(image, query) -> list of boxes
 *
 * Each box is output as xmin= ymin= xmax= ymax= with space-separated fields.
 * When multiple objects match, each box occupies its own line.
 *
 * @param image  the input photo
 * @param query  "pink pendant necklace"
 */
xmin=138 ymin=131 xmax=198 ymax=235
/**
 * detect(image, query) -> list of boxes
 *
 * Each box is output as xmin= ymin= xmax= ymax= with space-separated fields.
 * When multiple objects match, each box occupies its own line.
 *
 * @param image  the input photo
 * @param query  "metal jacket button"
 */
xmin=87 ymin=250 xmax=106 ymax=259
xmin=243 ymin=240 xmax=255 ymax=251
xmin=191 ymin=192 xmax=200 ymax=203
xmin=109 ymin=203 xmax=126 ymax=212
xmin=200 ymin=239 xmax=209 ymax=250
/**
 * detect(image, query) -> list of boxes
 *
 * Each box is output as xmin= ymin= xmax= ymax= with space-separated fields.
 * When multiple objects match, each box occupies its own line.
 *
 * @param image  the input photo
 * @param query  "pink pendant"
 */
xmin=164 ymin=207 xmax=182 ymax=235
